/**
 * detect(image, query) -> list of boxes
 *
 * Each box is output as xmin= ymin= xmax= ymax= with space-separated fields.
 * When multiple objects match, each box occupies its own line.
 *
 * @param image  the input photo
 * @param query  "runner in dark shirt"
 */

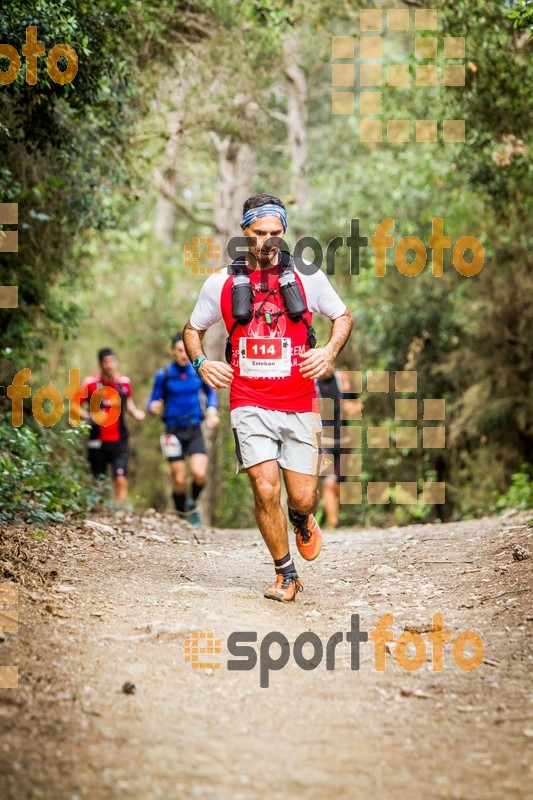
xmin=316 ymin=368 xmax=363 ymax=527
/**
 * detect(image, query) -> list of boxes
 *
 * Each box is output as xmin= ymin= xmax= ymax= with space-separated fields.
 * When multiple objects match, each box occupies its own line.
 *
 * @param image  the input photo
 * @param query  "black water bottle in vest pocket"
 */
xmin=278 ymin=252 xmax=307 ymax=320
xmin=232 ymin=274 xmax=254 ymax=323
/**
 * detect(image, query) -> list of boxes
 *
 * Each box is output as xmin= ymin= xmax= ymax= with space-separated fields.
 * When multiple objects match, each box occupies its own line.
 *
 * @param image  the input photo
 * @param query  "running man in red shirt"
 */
xmin=73 ymin=348 xmax=145 ymax=504
xmin=183 ymin=193 xmax=353 ymax=602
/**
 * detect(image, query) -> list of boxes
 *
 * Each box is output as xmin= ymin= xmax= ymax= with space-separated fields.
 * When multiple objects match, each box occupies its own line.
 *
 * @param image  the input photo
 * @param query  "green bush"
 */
xmin=0 ymin=416 xmax=102 ymax=524
xmin=493 ymin=464 xmax=533 ymax=513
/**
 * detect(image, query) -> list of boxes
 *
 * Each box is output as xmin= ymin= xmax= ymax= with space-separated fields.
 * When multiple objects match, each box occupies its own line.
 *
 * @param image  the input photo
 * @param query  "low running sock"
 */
xmin=274 ymin=552 xmax=297 ymax=578
xmin=191 ymin=481 xmax=204 ymax=502
xmin=288 ymin=507 xmax=308 ymax=526
xmin=173 ymin=491 xmax=187 ymax=513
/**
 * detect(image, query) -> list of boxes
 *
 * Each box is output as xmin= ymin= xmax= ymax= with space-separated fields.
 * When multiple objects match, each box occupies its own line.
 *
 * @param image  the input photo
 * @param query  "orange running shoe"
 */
xmin=264 ymin=573 xmax=303 ymax=602
xmin=289 ymin=509 xmax=323 ymax=561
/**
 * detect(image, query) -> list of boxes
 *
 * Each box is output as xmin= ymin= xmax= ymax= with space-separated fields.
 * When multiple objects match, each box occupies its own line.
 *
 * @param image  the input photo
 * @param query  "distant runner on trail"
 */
xmin=147 ymin=332 xmax=219 ymax=525
xmin=183 ymin=193 xmax=353 ymax=602
xmin=316 ymin=367 xmax=364 ymax=528
xmin=74 ymin=347 xmax=145 ymax=504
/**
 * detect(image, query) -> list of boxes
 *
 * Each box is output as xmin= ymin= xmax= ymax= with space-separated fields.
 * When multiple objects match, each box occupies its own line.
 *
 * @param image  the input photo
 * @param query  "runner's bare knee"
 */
xmin=250 ymin=473 xmax=280 ymax=509
xmin=290 ymin=485 xmax=319 ymax=516
xmin=171 ymin=461 xmax=186 ymax=492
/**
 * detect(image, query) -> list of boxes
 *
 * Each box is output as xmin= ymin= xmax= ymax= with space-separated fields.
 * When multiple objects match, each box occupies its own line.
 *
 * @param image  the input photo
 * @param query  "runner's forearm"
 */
xmin=183 ymin=321 xmax=207 ymax=361
xmin=126 ymin=397 xmax=140 ymax=415
xmin=325 ymin=309 xmax=353 ymax=359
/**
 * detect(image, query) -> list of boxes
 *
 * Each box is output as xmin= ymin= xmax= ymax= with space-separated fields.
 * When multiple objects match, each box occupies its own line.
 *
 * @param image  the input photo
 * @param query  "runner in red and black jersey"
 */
xmin=183 ymin=193 xmax=353 ymax=602
xmin=73 ymin=348 xmax=145 ymax=504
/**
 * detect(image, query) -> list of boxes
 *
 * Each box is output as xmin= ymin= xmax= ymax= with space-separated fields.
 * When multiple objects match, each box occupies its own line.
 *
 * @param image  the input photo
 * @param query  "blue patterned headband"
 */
xmin=240 ymin=203 xmax=288 ymax=233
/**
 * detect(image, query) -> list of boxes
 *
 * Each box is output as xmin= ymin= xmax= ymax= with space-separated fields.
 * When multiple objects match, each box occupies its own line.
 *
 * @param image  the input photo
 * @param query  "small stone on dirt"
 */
xmin=403 ymin=622 xmax=434 ymax=633
xmin=173 ymin=583 xmax=208 ymax=596
xmin=84 ymin=520 xmax=116 ymax=535
xmin=400 ymin=688 xmax=429 ymax=699
xmin=512 ymin=544 xmax=529 ymax=561
xmin=369 ymin=565 xmax=396 ymax=577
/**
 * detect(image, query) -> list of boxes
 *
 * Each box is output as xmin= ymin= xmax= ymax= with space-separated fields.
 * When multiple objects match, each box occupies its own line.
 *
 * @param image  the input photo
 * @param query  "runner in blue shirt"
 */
xmin=148 ymin=332 xmax=219 ymax=524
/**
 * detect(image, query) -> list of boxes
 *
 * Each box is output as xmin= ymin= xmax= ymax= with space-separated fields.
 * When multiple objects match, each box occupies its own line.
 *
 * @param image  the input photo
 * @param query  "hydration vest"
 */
xmin=224 ymin=252 xmax=317 ymax=363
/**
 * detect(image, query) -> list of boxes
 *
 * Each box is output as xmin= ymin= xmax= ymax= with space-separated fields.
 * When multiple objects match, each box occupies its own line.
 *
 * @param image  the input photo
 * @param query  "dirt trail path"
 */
xmin=1 ymin=510 xmax=532 ymax=800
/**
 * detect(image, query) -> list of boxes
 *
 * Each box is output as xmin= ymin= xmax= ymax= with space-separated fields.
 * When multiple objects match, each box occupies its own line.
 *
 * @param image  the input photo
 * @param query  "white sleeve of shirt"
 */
xmin=189 ymin=264 xmax=347 ymax=329
xmin=298 ymin=263 xmax=347 ymax=320
xmin=189 ymin=272 xmax=227 ymax=330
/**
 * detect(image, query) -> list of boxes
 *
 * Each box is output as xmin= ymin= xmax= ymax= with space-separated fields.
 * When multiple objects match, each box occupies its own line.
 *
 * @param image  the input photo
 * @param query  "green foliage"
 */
xmin=213 ymin=405 xmax=256 ymax=528
xmin=0 ymin=0 xmax=217 ymax=379
xmin=506 ymin=0 xmax=533 ymax=29
xmin=0 ymin=416 xmax=102 ymax=524
xmin=493 ymin=463 xmax=533 ymax=512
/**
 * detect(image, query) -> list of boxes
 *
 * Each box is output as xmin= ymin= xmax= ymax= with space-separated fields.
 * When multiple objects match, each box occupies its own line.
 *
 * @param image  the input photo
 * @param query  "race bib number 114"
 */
xmin=239 ymin=337 xmax=291 ymax=377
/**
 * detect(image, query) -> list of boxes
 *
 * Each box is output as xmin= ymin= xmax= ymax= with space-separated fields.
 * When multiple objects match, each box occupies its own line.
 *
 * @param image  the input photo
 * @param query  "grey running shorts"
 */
xmin=230 ymin=405 xmax=323 ymax=475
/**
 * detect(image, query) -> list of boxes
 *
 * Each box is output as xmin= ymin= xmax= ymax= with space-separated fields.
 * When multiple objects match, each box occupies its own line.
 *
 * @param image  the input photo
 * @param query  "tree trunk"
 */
xmin=284 ymin=34 xmax=309 ymax=236
xmin=154 ymin=70 xmax=187 ymax=246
